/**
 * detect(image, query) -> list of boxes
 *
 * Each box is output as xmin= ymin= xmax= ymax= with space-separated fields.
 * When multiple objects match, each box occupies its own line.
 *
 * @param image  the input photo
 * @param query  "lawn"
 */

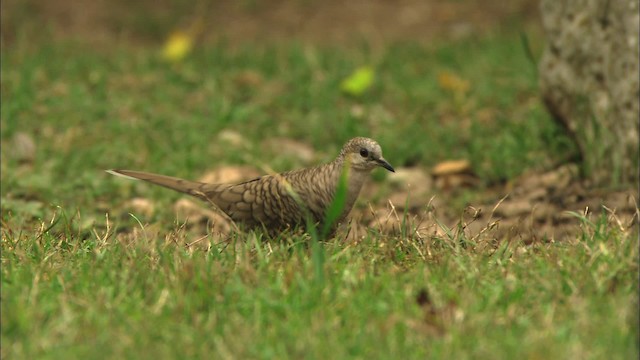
xmin=2 ymin=15 xmax=638 ymax=359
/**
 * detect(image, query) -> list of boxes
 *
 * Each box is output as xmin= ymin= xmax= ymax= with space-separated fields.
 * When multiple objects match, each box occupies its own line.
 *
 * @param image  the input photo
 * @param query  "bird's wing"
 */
xmin=201 ymin=175 xmax=306 ymax=229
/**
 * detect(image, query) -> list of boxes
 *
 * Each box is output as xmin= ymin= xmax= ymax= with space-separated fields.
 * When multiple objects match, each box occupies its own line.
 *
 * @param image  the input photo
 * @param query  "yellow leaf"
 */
xmin=341 ymin=66 xmax=375 ymax=96
xmin=162 ymin=31 xmax=193 ymax=62
xmin=437 ymin=71 xmax=470 ymax=94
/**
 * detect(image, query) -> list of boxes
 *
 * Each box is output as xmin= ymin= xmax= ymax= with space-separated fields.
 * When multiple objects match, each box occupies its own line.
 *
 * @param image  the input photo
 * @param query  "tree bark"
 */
xmin=539 ymin=0 xmax=639 ymax=185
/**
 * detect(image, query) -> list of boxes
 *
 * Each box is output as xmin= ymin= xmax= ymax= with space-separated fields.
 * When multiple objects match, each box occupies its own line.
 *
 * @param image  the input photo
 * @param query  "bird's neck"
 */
xmin=329 ymin=157 xmax=370 ymax=217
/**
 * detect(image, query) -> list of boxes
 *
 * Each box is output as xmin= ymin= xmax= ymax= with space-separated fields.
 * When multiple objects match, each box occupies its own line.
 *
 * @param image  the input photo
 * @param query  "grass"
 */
xmin=2 ymin=26 xmax=638 ymax=358
xmin=2 ymin=208 xmax=637 ymax=358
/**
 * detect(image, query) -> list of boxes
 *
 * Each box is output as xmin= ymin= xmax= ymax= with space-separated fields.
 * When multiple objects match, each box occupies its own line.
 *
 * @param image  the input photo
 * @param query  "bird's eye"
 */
xmin=359 ymin=148 xmax=369 ymax=158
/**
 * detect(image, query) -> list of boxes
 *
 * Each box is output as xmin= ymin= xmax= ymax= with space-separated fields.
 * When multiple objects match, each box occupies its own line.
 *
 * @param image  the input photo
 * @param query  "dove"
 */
xmin=108 ymin=137 xmax=394 ymax=234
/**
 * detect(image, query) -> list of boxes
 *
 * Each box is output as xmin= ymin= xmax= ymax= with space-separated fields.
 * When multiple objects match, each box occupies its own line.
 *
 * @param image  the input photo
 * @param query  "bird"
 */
xmin=107 ymin=137 xmax=394 ymax=234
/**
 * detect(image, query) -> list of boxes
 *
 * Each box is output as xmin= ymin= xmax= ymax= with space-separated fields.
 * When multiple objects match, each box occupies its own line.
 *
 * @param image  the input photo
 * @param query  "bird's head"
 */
xmin=340 ymin=137 xmax=395 ymax=173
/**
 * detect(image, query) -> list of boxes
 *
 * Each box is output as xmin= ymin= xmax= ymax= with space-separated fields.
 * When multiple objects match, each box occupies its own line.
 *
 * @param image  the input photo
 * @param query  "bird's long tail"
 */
xmin=106 ymin=169 xmax=211 ymax=201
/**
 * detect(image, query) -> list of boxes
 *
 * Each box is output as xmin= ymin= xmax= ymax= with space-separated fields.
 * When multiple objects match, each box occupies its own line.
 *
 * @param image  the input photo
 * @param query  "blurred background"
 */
xmin=2 ymin=0 xmax=539 ymax=45
xmin=2 ymin=0 xmax=635 ymax=239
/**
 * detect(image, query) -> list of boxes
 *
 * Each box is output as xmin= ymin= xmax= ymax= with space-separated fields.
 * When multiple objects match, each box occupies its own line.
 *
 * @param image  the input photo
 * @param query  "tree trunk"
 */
xmin=538 ymin=0 xmax=639 ymax=185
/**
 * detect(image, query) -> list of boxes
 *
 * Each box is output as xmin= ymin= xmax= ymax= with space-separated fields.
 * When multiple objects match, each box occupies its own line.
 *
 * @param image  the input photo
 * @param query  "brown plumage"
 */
xmin=107 ymin=137 xmax=394 ymax=233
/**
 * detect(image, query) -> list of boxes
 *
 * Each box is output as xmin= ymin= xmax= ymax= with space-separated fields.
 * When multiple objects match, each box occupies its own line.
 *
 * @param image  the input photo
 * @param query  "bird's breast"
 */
xmin=342 ymin=169 xmax=369 ymax=214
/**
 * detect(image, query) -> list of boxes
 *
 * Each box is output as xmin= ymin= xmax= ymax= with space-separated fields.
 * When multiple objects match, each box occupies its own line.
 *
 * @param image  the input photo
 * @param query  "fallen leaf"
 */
xmin=162 ymin=31 xmax=194 ymax=62
xmin=432 ymin=159 xmax=478 ymax=190
xmin=341 ymin=66 xmax=375 ymax=96
xmin=432 ymin=159 xmax=472 ymax=176
xmin=437 ymin=71 xmax=470 ymax=94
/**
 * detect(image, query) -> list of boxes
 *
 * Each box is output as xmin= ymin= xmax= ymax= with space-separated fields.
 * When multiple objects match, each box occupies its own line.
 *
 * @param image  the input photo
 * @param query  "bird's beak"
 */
xmin=376 ymin=158 xmax=395 ymax=172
